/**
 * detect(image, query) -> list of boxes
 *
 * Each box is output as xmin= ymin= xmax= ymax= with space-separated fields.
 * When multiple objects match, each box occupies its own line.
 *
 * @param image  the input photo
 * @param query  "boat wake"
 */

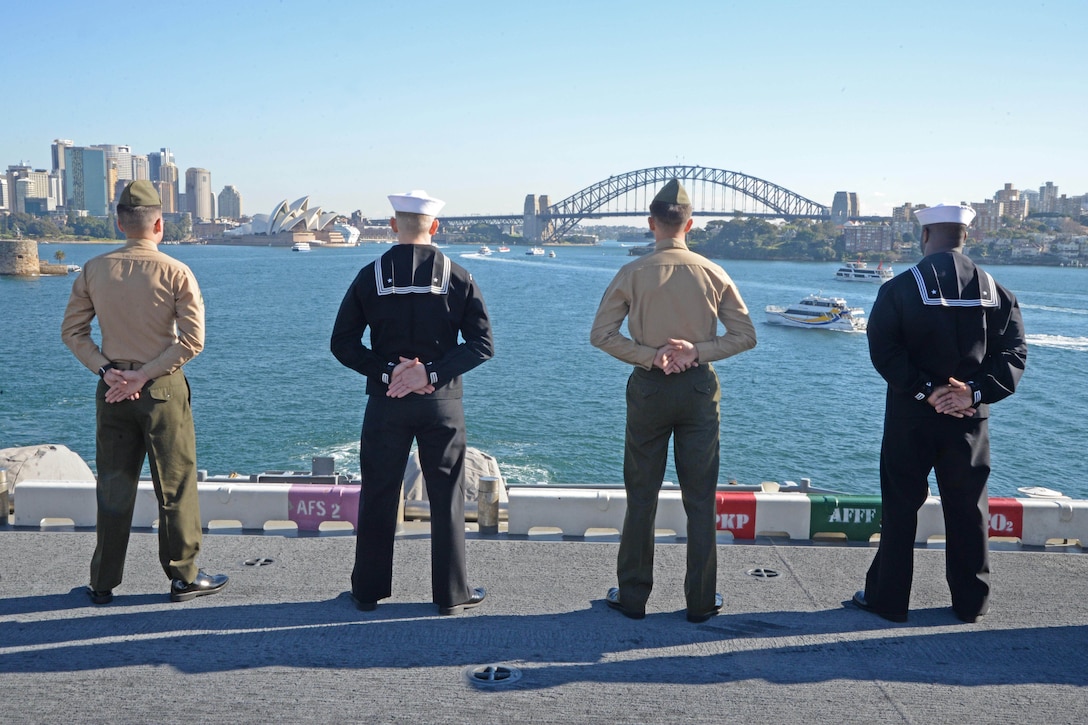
xmin=1021 ymin=303 xmax=1088 ymax=316
xmin=1026 ymin=334 xmax=1088 ymax=351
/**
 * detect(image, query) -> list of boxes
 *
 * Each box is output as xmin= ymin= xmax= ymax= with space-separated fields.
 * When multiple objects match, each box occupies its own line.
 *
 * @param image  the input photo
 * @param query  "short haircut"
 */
xmin=925 ymin=222 xmax=968 ymax=241
xmin=395 ymin=211 xmax=435 ymax=236
xmin=116 ymin=204 xmax=162 ymax=234
xmin=649 ymin=200 xmax=692 ymax=232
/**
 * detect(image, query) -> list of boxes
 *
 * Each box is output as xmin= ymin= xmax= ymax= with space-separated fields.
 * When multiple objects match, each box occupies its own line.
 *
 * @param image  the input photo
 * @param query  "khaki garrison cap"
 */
xmin=653 ymin=179 xmax=691 ymax=205
xmin=118 ymin=180 xmax=161 ymax=207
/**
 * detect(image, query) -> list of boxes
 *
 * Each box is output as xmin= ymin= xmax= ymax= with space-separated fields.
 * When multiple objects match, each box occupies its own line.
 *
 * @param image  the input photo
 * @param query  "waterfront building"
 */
xmin=218 ymin=184 xmax=243 ymax=221
xmin=222 ymin=196 xmax=343 ymax=245
xmin=185 ymin=167 xmax=213 ymax=221
xmin=843 ymin=221 xmax=895 ymax=254
xmin=5 ymin=164 xmax=32 ymax=214
xmin=63 ymin=146 xmax=109 ymax=216
xmin=0 ymin=178 xmax=7 ymax=211
xmin=831 ymin=191 xmax=860 ymax=224
xmin=158 ymin=162 xmax=179 ymax=213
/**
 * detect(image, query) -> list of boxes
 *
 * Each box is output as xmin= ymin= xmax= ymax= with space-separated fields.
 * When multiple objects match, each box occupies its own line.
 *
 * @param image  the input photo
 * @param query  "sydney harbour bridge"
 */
xmin=440 ymin=165 xmax=858 ymax=244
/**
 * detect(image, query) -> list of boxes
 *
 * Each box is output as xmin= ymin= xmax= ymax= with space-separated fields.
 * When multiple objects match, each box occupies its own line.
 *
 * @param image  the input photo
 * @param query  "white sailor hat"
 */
xmin=387 ymin=189 xmax=445 ymax=216
xmin=914 ymin=203 xmax=976 ymax=227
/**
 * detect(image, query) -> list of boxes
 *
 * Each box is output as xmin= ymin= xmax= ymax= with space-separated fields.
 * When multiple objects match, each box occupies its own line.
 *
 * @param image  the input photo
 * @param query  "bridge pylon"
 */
xmin=523 ymin=194 xmax=553 ymax=244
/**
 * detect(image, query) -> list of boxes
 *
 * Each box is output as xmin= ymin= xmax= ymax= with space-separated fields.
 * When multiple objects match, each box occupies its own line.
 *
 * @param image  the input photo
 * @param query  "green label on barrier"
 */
xmin=808 ymin=495 xmax=883 ymax=541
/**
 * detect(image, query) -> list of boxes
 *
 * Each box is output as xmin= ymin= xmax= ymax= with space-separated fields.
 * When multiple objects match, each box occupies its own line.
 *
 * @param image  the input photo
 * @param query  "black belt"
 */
xmin=111 ymin=361 xmax=144 ymax=370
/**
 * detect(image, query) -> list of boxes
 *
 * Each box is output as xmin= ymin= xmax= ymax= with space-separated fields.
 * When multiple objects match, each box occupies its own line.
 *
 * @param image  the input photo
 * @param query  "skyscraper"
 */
xmin=51 ymin=139 xmax=74 ymax=206
xmin=92 ymin=144 xmax=134 ymax=183
xmin=64 ymin=147 xmax=109 ymax=216
xmin=149 ymin=147 xmax=174 ymax=183
xmin=158 ymin=162 xmax=179 ymax=213
xmin=185 ymin=167 xmax=213 ymax=221
xmin=218 ymin=185 xmax=243 ymax=220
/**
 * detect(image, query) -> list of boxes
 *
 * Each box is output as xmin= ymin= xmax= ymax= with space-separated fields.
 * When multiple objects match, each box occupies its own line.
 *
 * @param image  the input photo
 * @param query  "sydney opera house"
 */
xmin=222 ymin=196 xmax=359 ymax=246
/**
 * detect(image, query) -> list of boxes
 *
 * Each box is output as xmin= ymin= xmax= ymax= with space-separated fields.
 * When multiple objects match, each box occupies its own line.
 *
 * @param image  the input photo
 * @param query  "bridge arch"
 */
xmin=538 ymin=165 xmax=829 ymax=242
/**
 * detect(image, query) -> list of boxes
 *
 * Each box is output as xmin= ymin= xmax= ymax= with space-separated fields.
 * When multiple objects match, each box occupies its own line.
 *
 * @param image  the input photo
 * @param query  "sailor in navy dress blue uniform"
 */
xmin=855 ymin=204 xmax=1027 ymax=623
xmin=331 ymin=190 xmax=494 ymax=615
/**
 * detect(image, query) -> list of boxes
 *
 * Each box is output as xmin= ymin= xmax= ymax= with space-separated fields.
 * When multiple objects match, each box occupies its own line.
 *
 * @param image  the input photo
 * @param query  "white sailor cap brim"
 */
xmin=388 ymin=190 xmax=445 ymax=216
xmin=914 ymin=203 xmax=976 ymax=226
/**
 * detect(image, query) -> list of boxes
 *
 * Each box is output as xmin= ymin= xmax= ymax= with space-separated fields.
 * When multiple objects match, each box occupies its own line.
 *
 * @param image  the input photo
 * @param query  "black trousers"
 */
xmin=352 ymin=395 xmax=471 ymax=608
xmin=865 ymin=415 xmax=991 ymax=620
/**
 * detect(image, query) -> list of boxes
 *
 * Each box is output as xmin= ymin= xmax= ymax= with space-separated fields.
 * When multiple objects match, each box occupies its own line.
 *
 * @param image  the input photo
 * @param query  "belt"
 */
xmin=111 ymin=361 xmax=144 ymax=370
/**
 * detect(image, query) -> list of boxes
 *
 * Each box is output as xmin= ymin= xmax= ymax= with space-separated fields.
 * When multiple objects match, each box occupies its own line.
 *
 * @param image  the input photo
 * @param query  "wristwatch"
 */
xmin=98 ymin=363 xmax=115 ymax=379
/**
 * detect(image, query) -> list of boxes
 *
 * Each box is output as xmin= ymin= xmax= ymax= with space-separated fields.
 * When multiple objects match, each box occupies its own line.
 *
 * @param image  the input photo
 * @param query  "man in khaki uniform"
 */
xmin=61 ymin=180 xmax=227 ymax=604
xmin=591 ymin=179 xmax=756 ymax=622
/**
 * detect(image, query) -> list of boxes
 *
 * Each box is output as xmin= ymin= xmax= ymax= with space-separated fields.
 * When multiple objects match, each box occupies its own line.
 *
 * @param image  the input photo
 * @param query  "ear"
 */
xmin=429 ymin=218 xmax=440 ymax=235
xmin=647 ymin=216 xmax=656 ymax=231
xmin=684 ymin=218 xmax=694 ymax=233
xmin=389 ymin=216 xmax=398 ymax=233
xmin=154 ymin=215 xmax=163 ymax=233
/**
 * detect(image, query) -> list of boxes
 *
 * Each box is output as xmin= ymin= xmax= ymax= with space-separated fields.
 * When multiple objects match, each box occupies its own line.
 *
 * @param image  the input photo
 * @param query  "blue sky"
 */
xmin=5 ymin=0 xmax=1086 ymax=219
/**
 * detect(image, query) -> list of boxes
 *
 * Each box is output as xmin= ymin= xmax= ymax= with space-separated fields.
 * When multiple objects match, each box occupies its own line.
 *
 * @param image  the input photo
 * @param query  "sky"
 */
xmin=4 ymin=0 xmax=1086 ymax=219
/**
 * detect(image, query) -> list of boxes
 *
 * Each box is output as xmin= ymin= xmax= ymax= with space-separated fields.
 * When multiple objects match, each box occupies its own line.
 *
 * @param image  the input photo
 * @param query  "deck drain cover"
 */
xmin=243 ymin=557 xmax=276 ymax=567
xmin=746 ymin=567 xmax=779 ymax=579
xmin=465 ymin=664 xmax=522 ymax=687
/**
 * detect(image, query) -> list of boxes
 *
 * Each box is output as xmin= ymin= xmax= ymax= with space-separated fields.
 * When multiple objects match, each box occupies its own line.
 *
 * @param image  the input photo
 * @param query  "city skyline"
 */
xmin=3 ymin=0 xmax=1086 ymax=219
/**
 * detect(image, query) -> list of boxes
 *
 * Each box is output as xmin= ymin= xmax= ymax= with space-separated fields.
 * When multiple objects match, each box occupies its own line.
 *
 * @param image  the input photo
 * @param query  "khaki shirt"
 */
xmin=590 ymin=238 xmax=756 ymax=369
xmin=61 ymin=238 xmax=205 ymax=381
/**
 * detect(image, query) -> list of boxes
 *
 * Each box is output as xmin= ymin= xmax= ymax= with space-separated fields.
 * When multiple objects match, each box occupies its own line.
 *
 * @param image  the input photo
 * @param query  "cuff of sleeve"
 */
xmin=914 ymin=381 xmax=933 ymax=401
xmin=381 ymin=362 xmax=395 ymax=385
xmin=967 ymin=380 xmax=982 ymax=407
xmin=425 ymin=362 xmax=438 ymax=386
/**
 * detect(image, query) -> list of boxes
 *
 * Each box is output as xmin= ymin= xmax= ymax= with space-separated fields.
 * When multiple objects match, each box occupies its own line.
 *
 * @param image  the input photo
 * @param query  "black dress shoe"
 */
xmin=86 ymin=586 xmax=113 ymax=605
xmin=605 ymin=587 xmax=645 ymax=620
xmin=851 ymin=590 xmax=907 ymax=623
xmin=170 ymin=570 xmax=229 ymax=602
xmin=687 ymin=592 xmax=724 ymax=623
xmin=440 ymin=586 xmax=487 ymax=615
xmin=350 ymin=593 xmax=377 ymax=611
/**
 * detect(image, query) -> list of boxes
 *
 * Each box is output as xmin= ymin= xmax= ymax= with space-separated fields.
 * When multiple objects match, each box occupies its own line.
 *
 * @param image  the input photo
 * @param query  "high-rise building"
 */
xmin=131 ymin=154 xmax=150 ymax=181
xmin=0 ymin=178 xmax=8 ymax=211
xmin=149 ymin=147 xmax=174 ymax=183
xmin=158 ymin=162 xmax=179 ymax=213
xmin=185 ymin=167 xmax=212 ymax=221
xmin=64 ymin=147 xmax=109 ymax=216
xmin=1039 ymin=182 xmax=1059 ymax=214
xmin=92 ymin=144 xmax=134 ymax=183
xmin=5 ymin=164 xmax=32 ymax=214
xmin=51 ymin=139 xmax=74 ymax=206
xmin=218 ymin=185 xmax=243 ymax=220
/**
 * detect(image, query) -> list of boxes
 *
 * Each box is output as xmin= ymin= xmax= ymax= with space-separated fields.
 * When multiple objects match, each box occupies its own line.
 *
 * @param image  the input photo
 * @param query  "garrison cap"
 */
xmin=388 ymin=189 xmax=445 ymax=216
xmin=118 ymin=180 xmax=161 ymax=207
xmin=914 ymin=203 xmax=976 ymax=227
xmin=653 ymin=179 xmax=691 ymax=205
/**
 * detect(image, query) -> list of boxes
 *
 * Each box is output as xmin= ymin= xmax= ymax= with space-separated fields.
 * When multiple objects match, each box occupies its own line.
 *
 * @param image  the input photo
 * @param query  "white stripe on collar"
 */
xmin=910 ymin=265 xmax=999 ymax=307
xmin=374 ymin=252 xmax=451 ymax=296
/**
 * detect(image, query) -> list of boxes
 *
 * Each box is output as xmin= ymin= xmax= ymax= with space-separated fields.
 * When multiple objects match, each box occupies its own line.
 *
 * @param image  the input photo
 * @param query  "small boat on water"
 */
xmin=478 ymin=245 xmax=493 ymax=256
xmin=291 ymin=242 xmax=311 ymax=252
xmin=497 ymin=245 xmax=510 ymax=253
xmin=765 ymin=294 xmax=866 ymax=332
xmin=526 ymin=247 xmax=545 ymax=256
xmin=548 ymin=250 xmax=556 ymax=258
xmin=835 ymin=260 xmax=892 ymax=283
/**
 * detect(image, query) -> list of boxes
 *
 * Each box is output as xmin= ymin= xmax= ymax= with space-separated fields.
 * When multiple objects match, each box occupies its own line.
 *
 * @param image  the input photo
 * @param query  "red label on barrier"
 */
xmin=988 ymin=497 xmax=1023 ymax=538
xmin=715 ymin=492 xmax=757 ymax=539
xmin=288 ymin=484 xmax=360 ymax=531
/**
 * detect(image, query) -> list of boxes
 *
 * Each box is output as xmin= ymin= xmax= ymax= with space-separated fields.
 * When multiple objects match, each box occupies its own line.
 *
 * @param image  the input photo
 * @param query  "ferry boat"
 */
xmin=478 ymin=245 xmax=493 ymax=256
xmin=835 ymin=260 xmax=892 ymax=283
xmin=291 ymin=242 xmax=311 ymax=252
xmin=526 ymin=247 xmax=545 ymax=256
xmin=765 ymin=294 xmax=866 ymax=332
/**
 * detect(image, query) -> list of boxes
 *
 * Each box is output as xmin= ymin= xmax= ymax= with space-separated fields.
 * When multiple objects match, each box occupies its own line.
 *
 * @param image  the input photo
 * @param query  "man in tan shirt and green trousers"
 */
xmin=591 ymin=179 xmax=757 ymax=622
xmin=62 ymin=180 xmax=227 ymax=604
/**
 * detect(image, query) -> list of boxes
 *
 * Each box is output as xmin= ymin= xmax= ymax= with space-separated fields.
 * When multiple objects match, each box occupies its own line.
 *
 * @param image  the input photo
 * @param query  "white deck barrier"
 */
xmin=12 ymin=479 xmax=1088 ymax=549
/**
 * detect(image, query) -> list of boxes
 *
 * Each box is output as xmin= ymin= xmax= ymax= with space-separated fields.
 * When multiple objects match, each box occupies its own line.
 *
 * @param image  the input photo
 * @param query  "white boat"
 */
xmin=835 ymin=261 xmax=892 ymax=283
xmin=765 ymin=294 xmax=866 ymax=332
xmin=526 ymin=247 xmax=545 ymax=256
xmin=291 ymin=242 xmax=311 ymax=252
xmin=497 ymin=245 xmax=510 ymax=253
xmin=478 ymin=245 xmax=493 ymax=256
xmin=548 ymin=250 xmax=556 ymax=258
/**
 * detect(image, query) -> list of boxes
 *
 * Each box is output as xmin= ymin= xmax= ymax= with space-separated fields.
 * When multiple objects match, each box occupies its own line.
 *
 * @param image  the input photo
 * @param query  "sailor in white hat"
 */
xmin=331 ymin=188 xmax=494 ymax=616
xmin=853 ymin=199 xmax=1027 ymax=624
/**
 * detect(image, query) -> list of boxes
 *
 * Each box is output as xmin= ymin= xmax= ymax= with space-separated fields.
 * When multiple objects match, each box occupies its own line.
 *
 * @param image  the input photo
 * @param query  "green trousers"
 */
xmin=618 ymin=364 xmax=721 ymax=613
xmin=91 ymin=369 xmax=202 ymax=590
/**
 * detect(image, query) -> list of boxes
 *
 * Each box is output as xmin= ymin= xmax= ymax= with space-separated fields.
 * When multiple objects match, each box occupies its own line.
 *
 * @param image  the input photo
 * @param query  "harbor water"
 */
xmin=1 ymin=241 xmax=1085 ymax=498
